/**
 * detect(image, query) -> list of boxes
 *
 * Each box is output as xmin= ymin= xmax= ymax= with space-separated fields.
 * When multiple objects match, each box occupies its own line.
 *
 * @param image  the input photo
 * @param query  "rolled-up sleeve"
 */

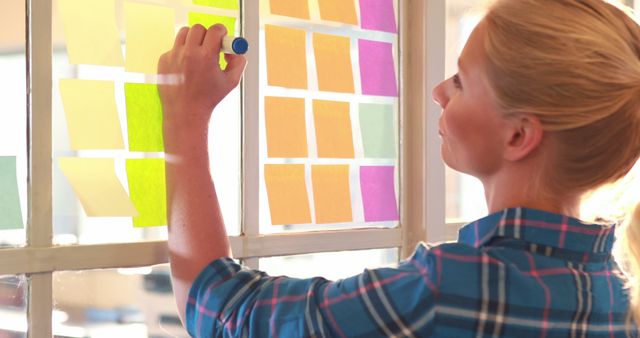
xmin=186 ymin=244 xmax=439 ymax=338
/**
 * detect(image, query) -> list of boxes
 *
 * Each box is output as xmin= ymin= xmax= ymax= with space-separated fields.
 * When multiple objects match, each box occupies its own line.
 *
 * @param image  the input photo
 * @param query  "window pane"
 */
xmin=51 ymin=0 xmax=241 ymax=245
xmin=53 ymin=265 xmax=187 ymax=337
xmin=444 ymin=0 xmax=487 ymax=223
xmin=0 ymin=275 xmax=27 ymax=338
xmin=0 ymin=2 xmax=27 ymax=246
xmin=260 ymin=248 xmax=398 ymax=280
xmin=258 ymin=1 xmax=401 ymax=233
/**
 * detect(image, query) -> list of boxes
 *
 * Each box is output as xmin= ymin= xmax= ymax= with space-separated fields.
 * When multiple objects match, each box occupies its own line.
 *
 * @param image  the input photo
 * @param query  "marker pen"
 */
xmin=221 ymin=36 xmax=249 ymax=55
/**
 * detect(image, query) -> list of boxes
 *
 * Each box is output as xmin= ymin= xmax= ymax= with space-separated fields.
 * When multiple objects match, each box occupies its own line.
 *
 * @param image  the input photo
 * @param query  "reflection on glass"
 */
xmin=260 ymin=248 xmax=398 ymax=281
xmin=51 ymin=0 xmax=241 ymax=245
xmin=0 ymin=2 xmax=27 ymax=246
xmin=0 ymin=275 xmax=26 ymax=338
xmin=258 ymin=1 xmax=401 ymax=233
xmin=444 ymin=0 xmax=488 ymax=223
xmin=53 ymin=265 xmax=188 ymax=337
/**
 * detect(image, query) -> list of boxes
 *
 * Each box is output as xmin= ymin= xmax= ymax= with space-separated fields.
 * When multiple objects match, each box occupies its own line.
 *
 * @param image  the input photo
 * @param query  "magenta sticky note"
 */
xmin=358 ymin=39 xmax=398 ymax=97
xmin=359 ymin=0 xmax=397 ymax=33
xmin=360 ymin=166 xmax=398 ymax=222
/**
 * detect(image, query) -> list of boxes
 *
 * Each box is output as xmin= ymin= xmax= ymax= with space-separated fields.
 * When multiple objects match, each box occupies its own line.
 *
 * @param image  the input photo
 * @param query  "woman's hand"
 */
xmin=158 ymin=24 xmax=247 ymax=140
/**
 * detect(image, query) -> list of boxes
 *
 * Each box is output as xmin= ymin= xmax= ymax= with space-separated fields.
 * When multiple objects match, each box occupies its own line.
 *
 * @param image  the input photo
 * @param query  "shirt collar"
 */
xmin=458 ymin=207 xmax=616 ymax=256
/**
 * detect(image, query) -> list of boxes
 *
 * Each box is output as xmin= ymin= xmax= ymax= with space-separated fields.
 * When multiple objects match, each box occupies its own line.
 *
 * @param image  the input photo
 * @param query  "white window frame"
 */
xmin=0 ymin=0 xmax=446 ymax=336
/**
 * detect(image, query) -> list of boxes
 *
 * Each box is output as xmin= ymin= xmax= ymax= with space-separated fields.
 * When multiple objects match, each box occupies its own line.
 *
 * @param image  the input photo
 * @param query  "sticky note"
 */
xmin=265 ymin=96 xmax=308 ymax=158
xmin=359 ymin=0 xmax=397 ymax=33
xmin=358 ymin=39 xmax=398 ymax=97
xmin=0 ymin=157 xmax=23 ymax=230
xmin=188 ymin=12 xmax=236 ymax=69
xmin=313 ymin=100 xmax=354 ymax=158
xmin=269 ymin=0 xmax=310 ymax=19
xmin=311 ymin=165 xmax=352 ymax=224
xmin=59 ymin=79 xmax=125 ymax=150
xmin=58 ymin=0 xmax=123 ymax=66
xmin=192 ymin=0 xmax=239 ymax=10
xmin=360 ymin=166 xmax=398 ymax=222
xmin=318 ymin=0 xmax=358 ymax=25
xmin=58 ymin=158 xmax=138 ymax=217
xmin=359 ymin=103 xmax=396 ymax=158
xmin=265 ymin=25 xmax=308 ymax=89
xmin=264 ymin=164 xmax=311 ymax=225
xmin=125 ymin=83 xmax=164 ymax=152
xmin=124 ymin=2 xmax=175 ymax=74
xmin=126 ymin=159 xmax=167 ymax=227
xmin=313 ymin=33 xmax=355 ymax=93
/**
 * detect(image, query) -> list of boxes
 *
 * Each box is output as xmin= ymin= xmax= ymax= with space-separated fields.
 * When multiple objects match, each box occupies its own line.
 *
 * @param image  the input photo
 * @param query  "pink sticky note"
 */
xmin=359 ymin=0 xmax=397 ymax=33
xmin=358 ymin=39 xmax=398 ymax=97
xmin=360 ymin=166 xmax=398 ymax=222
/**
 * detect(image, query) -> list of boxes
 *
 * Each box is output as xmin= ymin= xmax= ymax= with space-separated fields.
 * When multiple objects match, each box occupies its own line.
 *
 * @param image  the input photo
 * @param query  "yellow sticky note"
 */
xmin=188 ymin=12 xmax=236 ymax=69
xmin=269 ymin=0 xmax=310 ymax=19
xmin=58 ymin=0 xmax=123 ymax=66
xmin=265 ymin=25 xmax=308 ymax=89
xmin=59 ymin=79 xmax=124 ymax=150
xmin=124 ymin=2 xmax=175 ymax=74
xmin=265 ymin=96 xmax=308 ymax=158
xmin=126 ymin=159 xmax=166 ymax=227
xmin=193 ymin=0 xmax=239 ymax=10
xmin=318 ymin=0 xmax=358 ymax=25
xmin=313 ymin=100 xmax=355 ymax=158
xmin=313 ymin=33 xmax=355 ymax=93
xmin=312 ymin=165 xmax=352 ymax=224
xmin=58 ymin=158 xmax=138 ymax=217
xmin=264 ymin=164 xmax=311 ymax=225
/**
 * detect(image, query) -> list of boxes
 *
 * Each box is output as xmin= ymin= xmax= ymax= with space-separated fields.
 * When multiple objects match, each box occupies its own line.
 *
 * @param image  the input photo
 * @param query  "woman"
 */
xmin=158 ymin=0 xmax=640 ymax=336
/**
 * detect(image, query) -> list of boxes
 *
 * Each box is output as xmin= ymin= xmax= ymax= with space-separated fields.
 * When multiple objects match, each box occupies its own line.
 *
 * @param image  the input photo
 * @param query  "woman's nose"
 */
xmin=432 ymin=81 xmax=448 ymax=108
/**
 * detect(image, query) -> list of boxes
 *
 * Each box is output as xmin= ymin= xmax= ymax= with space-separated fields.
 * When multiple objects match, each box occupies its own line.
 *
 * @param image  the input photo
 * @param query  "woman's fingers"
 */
xmin=174 ymin=26 xmax=189 ymax=48
xmin=224 ymin=53 xmax=247 ymax=86
xmin=185 ymin=24 xmax=207 ymax=47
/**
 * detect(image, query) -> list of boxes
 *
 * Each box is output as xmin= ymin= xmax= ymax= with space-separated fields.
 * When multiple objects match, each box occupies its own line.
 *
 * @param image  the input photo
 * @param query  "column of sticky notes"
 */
xmin=263 ymin=0 xmax=399 ymax=226
xmin=56 ymin=0 xmax=238 ymax=227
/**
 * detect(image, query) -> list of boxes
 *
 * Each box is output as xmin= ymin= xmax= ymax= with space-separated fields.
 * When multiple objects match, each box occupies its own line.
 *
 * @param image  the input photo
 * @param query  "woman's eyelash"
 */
xmin=453 ymin=74 xmax=462 ymax=88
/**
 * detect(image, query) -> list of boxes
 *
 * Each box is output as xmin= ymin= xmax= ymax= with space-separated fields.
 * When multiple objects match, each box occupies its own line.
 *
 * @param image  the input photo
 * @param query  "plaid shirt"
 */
xmin=186 ymin=207 xmax=638 ymax=337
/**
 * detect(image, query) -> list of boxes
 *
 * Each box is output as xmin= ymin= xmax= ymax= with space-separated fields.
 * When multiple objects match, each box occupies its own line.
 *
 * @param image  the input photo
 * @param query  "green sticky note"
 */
xmin=359 ymin=103 xmax=397 ymax=158
xmin=126 ymin=158 xmax=167 ymax=227
xmin=125 ymin=83 xmax=164 ymax=152
xmin=193 ymin=0 xmax=239 ymax=10
xmin=188 ymin=12 xmax=237 ymax=69
xmin=0 ymin=156 xmax=23 ymax=230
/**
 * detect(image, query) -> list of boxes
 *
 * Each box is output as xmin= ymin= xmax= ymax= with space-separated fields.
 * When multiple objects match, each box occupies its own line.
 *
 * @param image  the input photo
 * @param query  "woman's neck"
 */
xmin=482 ymin=170 xmax=582 ymax=218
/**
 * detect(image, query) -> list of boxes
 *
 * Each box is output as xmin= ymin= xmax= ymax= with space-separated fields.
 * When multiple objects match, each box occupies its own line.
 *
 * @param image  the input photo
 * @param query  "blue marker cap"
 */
xmin=231 ymin=37 xmax=249 ymax=55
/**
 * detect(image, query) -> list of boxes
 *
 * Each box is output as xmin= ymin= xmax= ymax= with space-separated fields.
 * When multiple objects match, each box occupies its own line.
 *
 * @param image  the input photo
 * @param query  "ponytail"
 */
xmin=625 ymin=203 xmax=640 ymax=324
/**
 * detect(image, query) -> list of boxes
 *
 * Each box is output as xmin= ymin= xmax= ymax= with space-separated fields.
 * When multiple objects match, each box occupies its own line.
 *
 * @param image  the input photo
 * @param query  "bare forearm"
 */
xmin=165 ymin=127 xmax=231 ymax=321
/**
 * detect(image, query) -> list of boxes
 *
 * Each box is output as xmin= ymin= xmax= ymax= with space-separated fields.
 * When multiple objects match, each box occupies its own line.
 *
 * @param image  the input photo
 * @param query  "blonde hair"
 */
xmin=483 ymin=0 xmax=640 ymax=324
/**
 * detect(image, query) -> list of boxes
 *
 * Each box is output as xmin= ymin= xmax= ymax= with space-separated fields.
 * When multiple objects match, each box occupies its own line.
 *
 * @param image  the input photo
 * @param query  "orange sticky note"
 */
xmin=318 ymin=0 xmax=358 ymax=25
xmin=313 ymin=33 xmax=355 ymax=93
xmin=265 ymin=96 xmax=308 ymax=158
xmin=269 ymin=0 xmax=310 ymax=19
xmin=313 ymin=100 xmax=355 ymax=158
xmin=265 ymin=25 xmax=308 ymax=89
xmin=311 ymin=165 xmax=352 ymax=224
xmin=264 ymin=164 xmax=312 ymax=225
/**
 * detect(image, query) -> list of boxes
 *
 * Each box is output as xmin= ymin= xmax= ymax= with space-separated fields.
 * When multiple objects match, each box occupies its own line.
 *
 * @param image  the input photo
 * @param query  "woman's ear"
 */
xmin=503 ymin=114 xmax=544 ymax=162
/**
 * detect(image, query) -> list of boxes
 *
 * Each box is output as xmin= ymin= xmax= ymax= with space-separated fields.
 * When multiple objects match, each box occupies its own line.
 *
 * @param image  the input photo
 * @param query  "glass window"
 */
xmin=258 ymin=1 xmax=401 ymax=234
xmin=50 ymin=0 xmax=241 ymax=246
xmin=53 ymin=265 xmax=187 ymax=337
xmin=0 ymin=275 xmax=27 ymax=338
xmin=0 ymin=1 xmax=27 ymax=246
xmin=260 ymin=248 xmax=398 ymax=280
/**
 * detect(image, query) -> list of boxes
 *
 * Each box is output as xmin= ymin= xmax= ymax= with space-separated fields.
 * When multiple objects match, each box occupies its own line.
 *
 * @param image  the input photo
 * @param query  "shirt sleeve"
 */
xmin=185 ymin=244 xmax=440 ymax=338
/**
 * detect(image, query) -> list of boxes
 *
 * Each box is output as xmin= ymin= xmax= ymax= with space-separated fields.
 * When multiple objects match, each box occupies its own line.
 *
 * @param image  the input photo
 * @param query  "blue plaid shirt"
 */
xmin=186 ymin=207 xmax=638 ymax=337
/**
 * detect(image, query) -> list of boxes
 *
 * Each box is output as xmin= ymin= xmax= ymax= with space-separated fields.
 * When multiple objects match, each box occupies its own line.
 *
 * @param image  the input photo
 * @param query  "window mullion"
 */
xmin=424 ymin=0 xmax=447 ymax=243
xmin=26 ymin=0 xmax=53 ymax=336
xmin=241 ymin=0 xmax=261 ymax=270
